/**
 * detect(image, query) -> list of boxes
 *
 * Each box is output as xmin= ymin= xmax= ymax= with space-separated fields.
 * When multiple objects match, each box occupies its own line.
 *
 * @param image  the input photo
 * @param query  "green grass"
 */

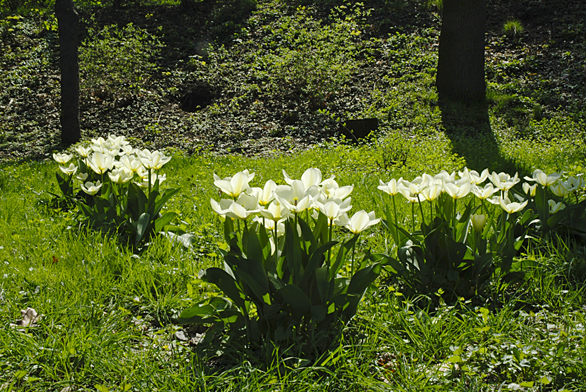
xmin=1 ymin=134 xmax=586 ymax=391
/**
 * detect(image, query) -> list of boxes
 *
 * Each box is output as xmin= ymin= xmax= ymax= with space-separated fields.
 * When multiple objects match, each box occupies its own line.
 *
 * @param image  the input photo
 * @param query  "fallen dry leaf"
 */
xmin=10 ymin=307 xmax=42 ymax=328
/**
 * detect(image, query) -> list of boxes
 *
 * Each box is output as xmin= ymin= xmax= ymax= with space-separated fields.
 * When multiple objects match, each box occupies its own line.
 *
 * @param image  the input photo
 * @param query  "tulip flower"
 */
xmin=524 ymin=169 xmax=561 ymax=187
xmin=249 ymin=180 xmax=277 ymax=206
xmin=135 ymin=173 xmax=166 ymax=188
xmin=76 ymin=172 xmax=88 ymax=182
xmin=420 ymin=183 xmax=442 ymax=201
xmin=117 ymin=155 xmax=143 ymax=174
xmin=253 ymin=216 xmax=285 ymax=236
xmin=378 ymin=178 xmax=402 ymax=196
xmin=59 ymin=163 xmax=78 ymax=176
xmin=109 ymin=167 xmax=133 ymax=184
xmin=314 ymin=199 xmax=352 ymax=226
xmin=434 ymin=170 xmax=456 ymax=184
xmin=214 ymin=170 xmax=255 ymax=198
xmin=548 ymin=199 xmax=566 ymax=214
xmin=344 ymin=210 xmax=380 ymax=234
xmin=444 ymin=180 xmax=472 ymax=200
xmin=489 ymin=172 xmax=520 ymax=191
xmin=91 ymin=137 xmax=106 ymax=147
xmin=74 ymin=146 xmax=91 ymax=158
xmin=472 ymin=183 xmax=498 ymax=200
xmin=120 ymin=145 xmax=135 ymax=156
xmin=274 ymin=181 xmax=320 ymax=213
xmin=283 ymin=168 xmax=326 ymax=189
xmin=560 ymin=179 xmax=579 ymax=193
xmin=137 ymin=149 xmax=172 ymax=170
xmin=88 ymin=152 xmax=114 ymax=175
xmin=459 ymin=168 xmax=490 ymax=185
xmin=81 ymin=181 xmax=102 ymax=196
xmin=471 ymin=214 xmax=487 ymax=233
xmin=522 ymin=182 xmax=537 ymax=197
xmin=53 ymin=153 xmax=73 ymax=164
xmin=567 ymin=175 xmax=586 ymax=190
xmin=322 ymin=183 xmax=354 ymax=201
xmin=260 ymin=200 xmax=292 ymax=222
xmin=499 ymin=197 xmax=528 ymax=214
xmin=550 ymin=182 xmax=570 ymax=197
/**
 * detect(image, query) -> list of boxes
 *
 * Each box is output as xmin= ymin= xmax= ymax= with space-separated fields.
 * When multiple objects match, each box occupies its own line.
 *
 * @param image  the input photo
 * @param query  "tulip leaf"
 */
xmin=330 ymin=235 xmax=357 ymax=279
xmin=278 ymin=284 xmax=311 ymax=321
xmin=153 ymin=188 xmax=180 ymax=217
xmin=200 ymin=268 xmax=245 ymax=309
xmin=154 ymin=211 xmax=177 ymax=233
xmin=299 ymin=241 xmax=336 ymax=291
xmin=136 ymin=212 xmax=151 ymax=244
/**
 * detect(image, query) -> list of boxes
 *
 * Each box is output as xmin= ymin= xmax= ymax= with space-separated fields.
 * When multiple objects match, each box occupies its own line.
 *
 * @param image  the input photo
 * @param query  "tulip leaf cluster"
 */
xmin=51 ymin=135 xmax=179 ymax=250
xmin=179 ymin=168 xmax=384 ymax=353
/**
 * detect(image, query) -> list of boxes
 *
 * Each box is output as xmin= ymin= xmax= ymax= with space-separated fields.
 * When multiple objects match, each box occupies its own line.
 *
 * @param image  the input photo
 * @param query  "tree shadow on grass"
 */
xmin=439 ymin=99 xmax=523 ymax=175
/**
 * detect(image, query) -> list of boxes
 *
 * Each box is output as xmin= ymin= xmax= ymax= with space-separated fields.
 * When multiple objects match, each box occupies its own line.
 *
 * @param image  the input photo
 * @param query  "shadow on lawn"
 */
xmin=439 ymin=100 xmax=523 ymax=175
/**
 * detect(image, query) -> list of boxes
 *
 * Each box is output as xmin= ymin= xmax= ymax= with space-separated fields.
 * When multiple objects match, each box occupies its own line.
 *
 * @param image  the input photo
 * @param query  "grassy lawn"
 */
xmin=1 ymin=133 xmax=586 ymax=391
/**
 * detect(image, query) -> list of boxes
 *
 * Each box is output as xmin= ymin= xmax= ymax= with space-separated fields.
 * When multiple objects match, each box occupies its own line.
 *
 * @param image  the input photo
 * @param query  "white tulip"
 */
xmin=59 ymin=163 xmax=78 ymax=176
xmin=524 ymin=169 xmax=561 ymax=187
xmin=213 ymin=170 xmax=255 ymax=198
xmin=344 ymin=210 xmax=380 ymax=234
xmin=548 ymin=199 xmax=566 ymax=214
xmin=53 ymin=153 xmax=73 ymax=164
xmin=81 ymin=181 xmax=102 ymax=195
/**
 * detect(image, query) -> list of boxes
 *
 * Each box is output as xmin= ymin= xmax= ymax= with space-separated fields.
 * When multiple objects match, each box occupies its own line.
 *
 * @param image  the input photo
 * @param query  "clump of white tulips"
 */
xmin=211 ymin=167 xmax=380 ymax=251
xmin=182 ymin=168 xmax=385 ymax=347
xmin=52 ymin=135 xmax=178 ymax=250
xmin=377 ymin=167 xmax=586 ymax=303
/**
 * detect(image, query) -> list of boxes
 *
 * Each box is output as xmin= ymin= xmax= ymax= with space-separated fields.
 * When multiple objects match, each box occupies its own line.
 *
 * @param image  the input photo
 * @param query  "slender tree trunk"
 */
xmin=436 ymin=0 xmax=486 ymax=106
xmin=55 ymin=0 xmax=81 ymax=146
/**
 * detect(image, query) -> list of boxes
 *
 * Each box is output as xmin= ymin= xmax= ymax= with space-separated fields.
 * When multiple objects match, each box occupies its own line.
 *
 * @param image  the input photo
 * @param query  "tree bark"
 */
xmin=55 ymin=0 xmax=81 ymax=146
xmin=436 ymin=0 xmax=486 ymax=106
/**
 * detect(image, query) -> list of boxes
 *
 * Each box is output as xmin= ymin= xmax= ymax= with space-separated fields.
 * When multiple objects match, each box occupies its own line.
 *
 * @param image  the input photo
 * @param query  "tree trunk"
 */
xmin=55 ymin=0 xmax=81 ymax=146
xmin=436 ymin=0 xmax=486 ymax=106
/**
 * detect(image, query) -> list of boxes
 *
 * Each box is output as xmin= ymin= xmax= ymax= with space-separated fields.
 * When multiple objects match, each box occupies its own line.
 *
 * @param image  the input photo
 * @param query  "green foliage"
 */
xmin=191 ymin=1 xmax=366 ymax=108
xmin=383 ymin=194 xmax=517 ymax=303
xmin=180 ymin=214 xmax=383 ymax=356
xmin=79 ymin=22 xmax=162 ymax=102
xmin=75 ymin=177 xmax=180 ymax=250
xmin=254 ymin=4 xmax=364 ymax=102
xmin=209 ymin=0 xmax=257 ymax=40
xmin=503 ymin=19 xmax=524 ymax=40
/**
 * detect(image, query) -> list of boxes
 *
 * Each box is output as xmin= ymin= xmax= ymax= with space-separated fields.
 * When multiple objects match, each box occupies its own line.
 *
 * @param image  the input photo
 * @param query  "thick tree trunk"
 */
xmin=436 ymin=0 xmax=486 ymax=106
xmin=55 ymin=0 xmax=81 ymax=146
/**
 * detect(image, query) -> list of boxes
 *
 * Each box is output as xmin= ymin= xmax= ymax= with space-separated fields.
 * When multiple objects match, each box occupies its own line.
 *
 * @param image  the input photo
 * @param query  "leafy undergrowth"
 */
xmin=0 ymin=0 xmax=585 ymax=165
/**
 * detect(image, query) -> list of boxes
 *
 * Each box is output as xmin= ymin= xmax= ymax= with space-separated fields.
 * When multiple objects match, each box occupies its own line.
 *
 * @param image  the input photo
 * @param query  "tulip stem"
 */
xmin=327 ymin=223 xmax=333 ymax=266
xmin=429 ymin=200 xmax=433 ymax=223
xmin=411 ymin=202 xmax=415 ymax=232
xmin=392 ymin=195 xmax=398 ymax=225
xmin=351 ymin=234 xmax=359 ymax=275
xmin=147 ymin=169 xmax=152 ymax=204
xmin=417 ymin=195 xmax=425 ymax=227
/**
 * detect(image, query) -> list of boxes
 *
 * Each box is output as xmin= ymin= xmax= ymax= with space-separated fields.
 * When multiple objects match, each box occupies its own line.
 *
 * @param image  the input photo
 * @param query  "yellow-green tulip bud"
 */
xmin=471 ymin=214 xmax=487 ymax=233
